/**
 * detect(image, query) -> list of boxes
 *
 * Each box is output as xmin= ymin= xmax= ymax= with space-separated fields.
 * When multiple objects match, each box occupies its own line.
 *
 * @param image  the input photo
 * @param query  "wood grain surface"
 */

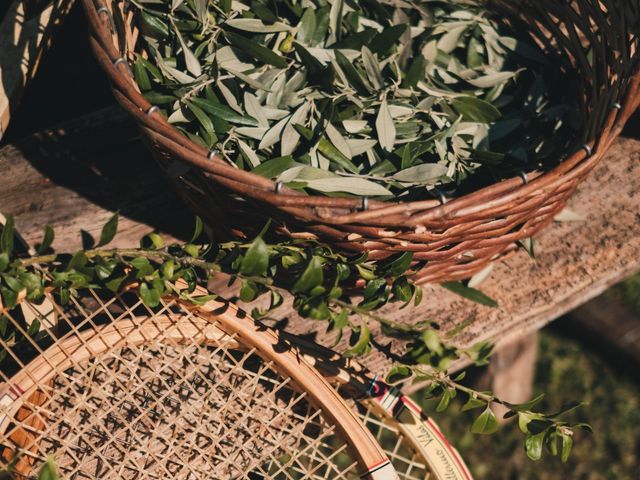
xmin=1 ymin=107 xmax=639 ymax=377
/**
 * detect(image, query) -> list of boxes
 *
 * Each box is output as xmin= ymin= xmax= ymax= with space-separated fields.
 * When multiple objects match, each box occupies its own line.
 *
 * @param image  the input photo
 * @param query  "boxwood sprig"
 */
xmin=0 ymin=213 xmax=588 ymax=462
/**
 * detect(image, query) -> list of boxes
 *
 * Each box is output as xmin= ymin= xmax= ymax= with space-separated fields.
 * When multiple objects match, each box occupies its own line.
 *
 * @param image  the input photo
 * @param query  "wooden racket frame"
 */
xmin=283 ymin=335 xmax=474 ymax=480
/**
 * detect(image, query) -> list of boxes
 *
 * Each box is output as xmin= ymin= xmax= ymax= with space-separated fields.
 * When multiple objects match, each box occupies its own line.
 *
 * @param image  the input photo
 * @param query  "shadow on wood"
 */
xmin=0 ymin=106 xmax=193 ymax=249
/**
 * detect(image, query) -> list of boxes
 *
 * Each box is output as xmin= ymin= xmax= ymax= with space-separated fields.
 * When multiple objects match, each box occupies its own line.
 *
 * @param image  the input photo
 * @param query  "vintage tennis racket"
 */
xmin=0 ymin=288 xmax=399 ymax=479
xmin=0 ymin=283 xmax=471 ymax=479
xmin=285 ymin=336 xmax=473 ymax=480
xmin=192 ymin=294 xmax=473 ymax=480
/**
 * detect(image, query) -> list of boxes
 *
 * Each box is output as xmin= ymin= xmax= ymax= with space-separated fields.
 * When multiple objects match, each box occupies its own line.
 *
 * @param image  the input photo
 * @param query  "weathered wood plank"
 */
xmin=0 ymin=107 xmax=192 ymax=249
xmin=1 ymin=109 xmax=639 ymax=379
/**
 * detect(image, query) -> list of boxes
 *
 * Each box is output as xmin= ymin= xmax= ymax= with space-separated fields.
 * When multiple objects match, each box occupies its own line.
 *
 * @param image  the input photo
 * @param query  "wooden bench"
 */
xmin=2 ymin=106 xmax=639 ymax=405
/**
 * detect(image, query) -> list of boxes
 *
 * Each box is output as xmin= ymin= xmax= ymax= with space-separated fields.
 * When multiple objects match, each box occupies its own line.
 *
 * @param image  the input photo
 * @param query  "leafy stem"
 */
xmin=0 ymin=214 xmax=589 ymax=462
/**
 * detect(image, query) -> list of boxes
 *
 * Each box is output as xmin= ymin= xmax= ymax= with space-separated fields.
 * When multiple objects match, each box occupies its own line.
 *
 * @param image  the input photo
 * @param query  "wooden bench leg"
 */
xmin=479 ymin=333 xmax=539 ymax=422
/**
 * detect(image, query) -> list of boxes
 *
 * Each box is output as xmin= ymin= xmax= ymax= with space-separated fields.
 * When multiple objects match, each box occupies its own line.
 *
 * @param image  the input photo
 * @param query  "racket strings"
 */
xmin=325 ymin=381 xmax=432 ymax=480
xmin=1 ymin=294 xmax=362 ymax=479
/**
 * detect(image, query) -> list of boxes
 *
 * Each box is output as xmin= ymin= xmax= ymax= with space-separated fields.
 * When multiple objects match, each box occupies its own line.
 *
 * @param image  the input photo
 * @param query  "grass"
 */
xmin=413 ymin=274 xmax=640 ymax=479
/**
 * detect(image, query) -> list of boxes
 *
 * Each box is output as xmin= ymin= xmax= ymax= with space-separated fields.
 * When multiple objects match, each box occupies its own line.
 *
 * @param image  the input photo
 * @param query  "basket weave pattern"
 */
xmin=82 ymin=0 xmax=639 ymax=283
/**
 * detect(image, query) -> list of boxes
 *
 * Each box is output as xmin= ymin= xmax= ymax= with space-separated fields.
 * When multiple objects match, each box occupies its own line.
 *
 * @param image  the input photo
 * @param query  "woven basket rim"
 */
xmin=82 ymin=0 xmax=640 ymax=229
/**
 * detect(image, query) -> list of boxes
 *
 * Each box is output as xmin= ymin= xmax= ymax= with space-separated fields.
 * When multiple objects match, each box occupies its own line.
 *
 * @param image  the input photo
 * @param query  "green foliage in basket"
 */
xmin=128 ymin=0 xmax=574 ymax=199
xmin=0 ymin=214 xmax=589 ymax=462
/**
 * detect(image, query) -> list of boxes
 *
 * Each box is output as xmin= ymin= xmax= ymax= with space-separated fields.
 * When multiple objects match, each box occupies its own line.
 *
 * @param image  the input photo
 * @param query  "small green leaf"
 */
xmin=0 ymin=214 xmax=14 ymax=255
xmin=384 ymin=252 xmax=413 ymax=277
xmin=546 ymin=400 xmax=585 ymax=418
xmin=140 ymin=282 xmax=161 ymax=308
xmin=293 ymin=256 xmax=324 ymax=293
xmin=524 ymin=432 xmax=545 ymax=461
xmin=561 ymin=433 xmax=573 ymax=462
xmin=251 ymin=156 xmax=294 ymax=178
xmin=220 ymin=0 xmax=231 ymax=13
xmin=37 ymin=225 xmax=55 ymax=254
xmin=414 ymin=286 xmax=423 ymax=306
xmin=504 ymin=394 xmax=545 ymax=413
xmin=369 ymin=24 xmax=406 ymax=55
xmin=402 ymin=55 xmax=426 ymax=88
xmin=375 ymin=98 xmax=395 ymax=152
xmin=183 ymin=244 xmax=200 ymax=257
xmin=517 ymin=411 xmax=552 ymax=434
xmin=27 ymin=318 xmax=41 ymax=337
xmin=317 ymin=138 xmax=359 ymax=173
xmin=297 ymin=8 xmax=317 ymax=45
xmin=451 ymin=96 xmax=501 ymax=123
xmin=304 ymin=177 xmax=391 ymax=196
xmin=188 ymin=294 xmax=218 ymax=305
xmin=335 ymin=50 xmax=371 ymax=95
xmin=5 ymin=275 xmax=23 ymax=293
xmin=436 ymin=388 xmax=454 ymax=412
xmin=462 ymin=395 xmax=487 ymax=412
xmin=97 ymin=213 xmax=118 ymax=247
xmin=0 ymin=286 xmax=18 ymax=309
xmin=138 ymin=10 xmax=170 ymax=39
xmin=442 ymin=281 xmax=498 ymax=307
xmin=67 ymin=251 xmax=88 ymax=271
xmin=191 ymin=216 xmax=204 ymax=242
xmin=141 ymin=232 xmax=164 ymax=249
xmin=240 ymin=237 xmax=269 ymax=277
xmin=134 ymin=261 xmax=155 ymax=281
xmin=386 ymin=365 xmax=412 ymax=384
xmin=361 ymin=46 xmax=383 ymax=90
xmin=175 ymin=28 xmax=201 ymax=77
xmin=133 ymin=57 xmax=152 ymax=91
xmin=344 ymin=323 xmax=370 ymax=357
xmin=467 ymin=71 xmax=518 ymax=89
xmin=144 ymin=92 xmax=176 ymax=105
xmin=0 ymin=253 xmax=9 ymax=272
xmin=239 ymin=280 xmax=260 ymax=302
xmin=393 ymin=164 xmax=447 ymax=184
xmin=225 ymin=31 xmax=288 ymax=68
xmin=392 ymin=278 xmax=413 ymax=303
xmin=190 ymin=97 xmax=259 ymax=126
xmin=471 ymin=407 xmax=499 ymax=434
xmin=187 ymin=101 xmax=216 ymax=138
xmin=225 ymin=18 xmax=291 ymax=33
xmin=422 ymin=330 xmax=442 ymax=354
xmin=38 ymin=457 xmax=60 ymax=480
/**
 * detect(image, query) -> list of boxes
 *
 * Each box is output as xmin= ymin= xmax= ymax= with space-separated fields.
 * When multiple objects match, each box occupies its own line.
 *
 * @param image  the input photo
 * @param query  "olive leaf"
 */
xmin=376 ymin=98 xmax=396 ymax=152
xmin=304 ymin=178 xmax=392 ymax=196
xmin=129 ymin=0 xmax=571 ymax=202
xmin=392 ymin=164 xmax=447 ymax=184
xmin=225 ymin=18 xmax=291 ymax=33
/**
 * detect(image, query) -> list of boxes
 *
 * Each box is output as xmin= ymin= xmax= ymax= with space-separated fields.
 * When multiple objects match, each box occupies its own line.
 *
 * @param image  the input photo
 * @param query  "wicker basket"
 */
xmin=82 ymin=0 xmax=639 ymax=283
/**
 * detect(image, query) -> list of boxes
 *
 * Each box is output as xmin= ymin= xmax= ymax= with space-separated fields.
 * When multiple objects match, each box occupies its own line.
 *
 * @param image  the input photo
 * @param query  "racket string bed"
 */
xmin=0 ymin=293 xmax=364 ymax=479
